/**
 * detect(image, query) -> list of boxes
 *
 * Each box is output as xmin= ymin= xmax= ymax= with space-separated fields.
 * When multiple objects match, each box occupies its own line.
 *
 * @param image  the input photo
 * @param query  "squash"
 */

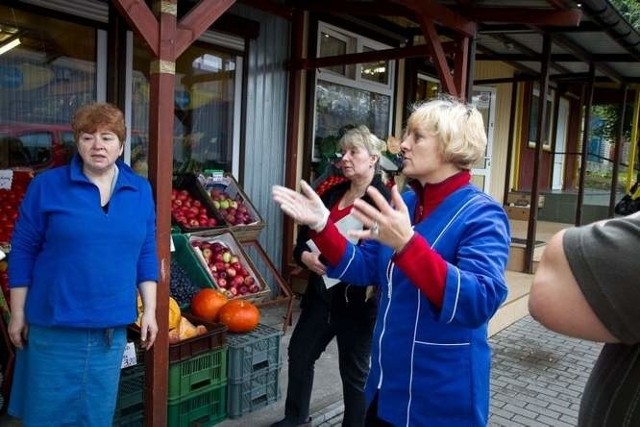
xmin=218 ymin=299 xmax=260 ymax=333
xmin=191 ymin=288 xmax=228 ymax=322
xmin=136 ymin=294 xmax=182 ymax=331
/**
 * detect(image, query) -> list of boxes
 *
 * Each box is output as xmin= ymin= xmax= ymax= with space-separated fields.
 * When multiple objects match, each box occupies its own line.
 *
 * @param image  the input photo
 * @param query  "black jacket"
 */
xmin=293 ymin=174 xmax=391 ymax=318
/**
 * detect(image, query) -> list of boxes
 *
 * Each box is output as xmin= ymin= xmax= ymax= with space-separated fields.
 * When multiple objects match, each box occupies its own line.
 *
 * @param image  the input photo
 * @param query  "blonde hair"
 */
xmin=406 ymin=96 xmax=486 ymax=170
xmin=339 ymin=125 xmax=386 ymax=159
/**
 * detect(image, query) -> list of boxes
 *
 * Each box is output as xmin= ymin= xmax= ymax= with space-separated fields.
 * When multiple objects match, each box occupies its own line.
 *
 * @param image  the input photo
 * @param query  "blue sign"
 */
xmin=0 ymin=65 xmax=23 ymax=89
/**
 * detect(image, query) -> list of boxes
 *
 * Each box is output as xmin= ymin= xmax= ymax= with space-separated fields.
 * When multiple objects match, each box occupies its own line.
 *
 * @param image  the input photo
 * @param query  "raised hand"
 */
xmin=349 ymin=185 xmax=414 ymax=251
xmin=272 ymin=180 xmax=330 ymax=231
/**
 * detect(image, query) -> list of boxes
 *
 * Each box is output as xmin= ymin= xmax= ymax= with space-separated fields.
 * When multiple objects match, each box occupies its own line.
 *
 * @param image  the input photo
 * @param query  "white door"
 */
xmin=471 ymin=87 xmax=496 ymax=193
xmin=552 ymin=98 xmax=569 ymax=190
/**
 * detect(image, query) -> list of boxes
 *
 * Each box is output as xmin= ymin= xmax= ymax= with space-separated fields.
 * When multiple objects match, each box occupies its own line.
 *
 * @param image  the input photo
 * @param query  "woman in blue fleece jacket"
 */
xmin=7 ymin=103 xmax=159 ymax=426
xmin=273 ymin=96 xmax=510 ymax=426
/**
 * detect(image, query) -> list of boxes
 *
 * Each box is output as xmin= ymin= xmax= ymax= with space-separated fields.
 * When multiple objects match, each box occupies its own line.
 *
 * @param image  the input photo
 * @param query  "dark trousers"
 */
xmin=283 ymin=291 xmax=376 ymax=427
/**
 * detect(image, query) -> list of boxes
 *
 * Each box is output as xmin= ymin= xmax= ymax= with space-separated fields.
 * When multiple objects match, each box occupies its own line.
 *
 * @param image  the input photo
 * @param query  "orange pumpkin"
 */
xmin=218 ymin=299 xmax=260 ymax=333
xmin=190 ymin=288 xmax=228 ymax=322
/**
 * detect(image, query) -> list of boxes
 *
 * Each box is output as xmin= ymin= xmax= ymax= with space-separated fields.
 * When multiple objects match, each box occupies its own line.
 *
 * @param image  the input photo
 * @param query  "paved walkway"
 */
xmin=313 ymin=315 xmax=603 ymax=427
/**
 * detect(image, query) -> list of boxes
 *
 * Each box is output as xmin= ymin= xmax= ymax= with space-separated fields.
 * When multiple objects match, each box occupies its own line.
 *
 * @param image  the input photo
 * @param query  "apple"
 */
xmin=217 ymin=278 xmax=228 ymax=288
xmin=222 ymin=251 xmax=232 ymax=263
xmin=244 ymin=276 xmax=255 ymax=286
xmin=226 ymin=267 xmax=237 ymax=278
xmin=201 ymin=248 xmax=212 ymax=260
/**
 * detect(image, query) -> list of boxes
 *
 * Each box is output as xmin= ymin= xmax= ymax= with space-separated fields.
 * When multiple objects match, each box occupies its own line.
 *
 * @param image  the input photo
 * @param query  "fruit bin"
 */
xmin=171 ymin=173 xmax=226 ymax=233
xmin=226 ymin=323 xmax=282 ymax=381
xmin=199 ymin=172 xmax=265 ymax=242
xmin=188 ymin=231 xmax=271 ymax=304
xmin=0 ymin=316 xmax=14 ymax=414
xmin=227 ymin=364 xmax=281 ymax=419
xmin=128 ymin=312 xmax=227 ymax=364
xmin=167 ymin=382 xmax=227 ymax=427
xmin=168 ymin=345 xmax=227 ymax=401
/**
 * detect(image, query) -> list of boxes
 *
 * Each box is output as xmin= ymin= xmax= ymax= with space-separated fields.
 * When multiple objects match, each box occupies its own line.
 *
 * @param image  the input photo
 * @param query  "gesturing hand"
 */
xmin=272 ymin=180 xmax=330 ymax=231
xmin=349 ymin=185 xmax=415 ymax=251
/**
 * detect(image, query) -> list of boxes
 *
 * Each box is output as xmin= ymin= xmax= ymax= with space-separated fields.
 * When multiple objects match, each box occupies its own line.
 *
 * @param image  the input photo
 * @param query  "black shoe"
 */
xmin=270 ymin=417 xmax=312 ymax=427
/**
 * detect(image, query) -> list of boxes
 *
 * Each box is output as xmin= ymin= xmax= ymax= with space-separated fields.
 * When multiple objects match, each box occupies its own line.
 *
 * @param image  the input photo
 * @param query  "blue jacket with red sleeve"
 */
xmin=319 ymin=183 xmax=510 ymax=426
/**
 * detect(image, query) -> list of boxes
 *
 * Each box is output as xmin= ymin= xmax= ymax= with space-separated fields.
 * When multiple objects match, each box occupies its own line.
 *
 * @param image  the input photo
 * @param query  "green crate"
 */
xmin=113 ymin=364 xmax=144 ymax=426
xmin=172 ymin=233 xmax=215 ymax=290
xmin=168 ymin=346 xmax=227 ymax=401
xmin=227 ymin=324 xmax=282 ymax=381
xmin=167 ymin=382 xmax=227 ymax=427
xmin=227 ymin=364 xmax=281 ymax=419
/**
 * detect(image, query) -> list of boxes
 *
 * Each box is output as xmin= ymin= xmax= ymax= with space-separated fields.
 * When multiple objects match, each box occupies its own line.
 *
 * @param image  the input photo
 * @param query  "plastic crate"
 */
xmin=200 ymin=172 xmax=265 ymax=242
xmin=128 ymin=312 xmax=226 ymax=364
xmin=0 ymin=316 xmax=14 ymax=413
xmin=227 ymin=324 xmax=282 ymax=381
xmin=227 ymin=364 xmax=281 ymax=419
xmin=167 ymin=382 xmax=227 ymax=427
xmin=113 ymin=363 xmax=144 ymax=426
xmin=188 ymin=232 xmax=271 ymax=304
xmin=168 ymin=346 xmax=227 ymax=401
xmin=172 ymin=173 xmax=227 ymax=233
xmin=169 ymin=313 xmax=227 ymax=364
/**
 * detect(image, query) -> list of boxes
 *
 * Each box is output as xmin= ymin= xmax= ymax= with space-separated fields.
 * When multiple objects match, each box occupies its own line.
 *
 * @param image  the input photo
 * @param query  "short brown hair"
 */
xmin=72 ymin=103 xmax=126 ymax=146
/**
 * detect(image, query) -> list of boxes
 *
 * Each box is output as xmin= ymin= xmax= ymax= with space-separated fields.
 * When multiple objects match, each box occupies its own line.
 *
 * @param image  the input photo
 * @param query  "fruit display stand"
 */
xmin=187 ymin=231 xmax=271 ymax=304
xmin=0 ymin=315 xmax=14 ymax=415
xmin=198 ymin=172 xmax=265 ymax=242
xmin=171 ymin=173 xmax=226 ymax=233
xmin=126 ymin=313 xmax=228 ymax=426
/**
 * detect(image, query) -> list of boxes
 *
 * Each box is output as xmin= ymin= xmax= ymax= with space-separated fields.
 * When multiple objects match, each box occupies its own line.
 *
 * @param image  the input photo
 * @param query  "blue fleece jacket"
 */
xmin=8 ymin=154 xmax=158 ymax=328
xmin=327 ymin=185 xmax=510 ymax=426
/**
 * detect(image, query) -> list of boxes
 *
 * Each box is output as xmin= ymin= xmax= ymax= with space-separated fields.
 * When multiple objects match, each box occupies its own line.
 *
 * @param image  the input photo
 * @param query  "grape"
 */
xmin=169 ymin=259 xmax=200 ymax=307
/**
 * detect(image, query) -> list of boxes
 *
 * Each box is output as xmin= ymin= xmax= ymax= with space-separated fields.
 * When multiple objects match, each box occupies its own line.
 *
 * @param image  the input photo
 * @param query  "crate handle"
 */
xmin=190 ymin=378 xmax=212 ymax=392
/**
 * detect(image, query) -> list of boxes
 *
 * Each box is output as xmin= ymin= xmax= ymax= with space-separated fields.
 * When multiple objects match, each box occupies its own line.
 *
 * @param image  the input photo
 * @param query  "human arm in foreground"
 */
xmin=529 ymin=229 xmax=618 ymax=342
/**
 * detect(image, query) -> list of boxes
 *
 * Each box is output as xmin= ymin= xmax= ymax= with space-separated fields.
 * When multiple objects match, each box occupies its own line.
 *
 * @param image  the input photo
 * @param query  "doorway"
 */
xmin=470 ymin=86 xmax=496 ymax=193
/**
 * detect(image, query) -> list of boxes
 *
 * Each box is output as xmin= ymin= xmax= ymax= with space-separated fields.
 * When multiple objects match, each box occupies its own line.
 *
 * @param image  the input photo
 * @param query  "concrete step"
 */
xmin=489 ymin=271 xmax=533 ymax=336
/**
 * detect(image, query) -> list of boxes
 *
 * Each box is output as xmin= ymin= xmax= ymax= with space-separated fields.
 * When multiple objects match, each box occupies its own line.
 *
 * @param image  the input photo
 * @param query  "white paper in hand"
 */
xmin=307 ymin=213 xmax=363 ymax=289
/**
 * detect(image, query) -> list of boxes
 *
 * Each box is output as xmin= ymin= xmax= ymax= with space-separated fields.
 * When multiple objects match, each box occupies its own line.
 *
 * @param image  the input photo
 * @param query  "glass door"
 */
xmin=470 ymin=87 xmax=496 ymax=193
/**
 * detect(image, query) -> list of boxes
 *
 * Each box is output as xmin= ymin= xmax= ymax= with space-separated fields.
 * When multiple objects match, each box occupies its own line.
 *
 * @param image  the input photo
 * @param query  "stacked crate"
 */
xmin=113 ymin=342 xmax=145 ymax=426
xmin=166 ymin=315 xmax=228 ymax=426
xmin=226 ymin=324 xmax=282 ymax=419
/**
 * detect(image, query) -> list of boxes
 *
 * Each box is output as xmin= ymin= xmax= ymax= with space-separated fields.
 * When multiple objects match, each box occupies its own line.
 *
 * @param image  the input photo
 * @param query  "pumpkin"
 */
xmin=218 ymin=299 xmax=260 ymax=333
xmin=191 ymin=288 xmax=229 ymax=322
xmin=136 ymin=294 xmax=182 ymax=331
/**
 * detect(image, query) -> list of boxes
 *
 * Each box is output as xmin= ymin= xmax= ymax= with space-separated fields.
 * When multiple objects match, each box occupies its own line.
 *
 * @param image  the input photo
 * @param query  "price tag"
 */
xmin=170 ymin=234 xmax=175 ymax=252
xmin=120 ymin=341 xmax=138 ymax=369
xmin=0 ymin=170 xmax=14 ymax=190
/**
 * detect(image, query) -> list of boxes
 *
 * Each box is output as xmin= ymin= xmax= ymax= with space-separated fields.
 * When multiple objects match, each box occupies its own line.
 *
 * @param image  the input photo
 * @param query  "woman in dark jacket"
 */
xmin=272 ymin=126 xmax=390 ymax=427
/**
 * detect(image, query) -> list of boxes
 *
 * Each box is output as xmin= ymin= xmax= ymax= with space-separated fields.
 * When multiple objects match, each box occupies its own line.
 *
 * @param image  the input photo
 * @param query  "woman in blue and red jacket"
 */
xmin=273 ymin=96 xmax=511 ymax=426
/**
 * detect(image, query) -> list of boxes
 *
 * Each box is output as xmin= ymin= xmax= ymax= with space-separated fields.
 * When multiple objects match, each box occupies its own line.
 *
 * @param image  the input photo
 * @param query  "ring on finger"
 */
xmin=371 ymin=221 xmax=380 ymax=236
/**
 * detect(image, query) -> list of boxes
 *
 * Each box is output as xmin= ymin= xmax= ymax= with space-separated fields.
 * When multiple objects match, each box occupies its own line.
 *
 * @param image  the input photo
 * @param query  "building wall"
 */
xmin=474 ymin=61 xmax=516 ymax=204
xmin=231 ymin=5 xmax=290 ymax=272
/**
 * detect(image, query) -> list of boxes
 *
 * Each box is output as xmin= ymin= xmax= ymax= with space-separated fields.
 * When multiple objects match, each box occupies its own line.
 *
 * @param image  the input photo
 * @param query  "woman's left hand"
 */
xmin=349 ymin=185 xmax=414 ymax=252
xmin=139 ymin=311 xmax=158 ymax=350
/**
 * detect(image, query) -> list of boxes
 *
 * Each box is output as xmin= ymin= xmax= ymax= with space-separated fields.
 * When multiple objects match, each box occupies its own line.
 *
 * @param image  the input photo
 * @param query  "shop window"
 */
xmin=0 ymin=6 xmax=97 ymax=172
xmin=528 ymin=88 xmax=554 ymax=150
xmin=131 ymin=39 xmax=242 ymax=177
xmin=313 ymin=22 xmax=394 ymax=165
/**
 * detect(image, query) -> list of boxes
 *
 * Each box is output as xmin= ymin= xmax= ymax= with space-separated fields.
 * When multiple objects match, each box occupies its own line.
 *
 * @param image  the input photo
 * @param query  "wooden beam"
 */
xmin=175 ymin=0 xmax=237 ymax=57
xmin=393 ymin=0 xmax=476 ymax=37
xmin=419 ymin=15 xmax=458 ymax=96
xmin=477 ymin=53 xmax=639 ymax=63
xmin=454 ymin=36 xmax=470 ymax=99
xmin=111 ymin=0 xmax=159 ymax=57
xmin=462 ymin=8 xmax=582 ymax=27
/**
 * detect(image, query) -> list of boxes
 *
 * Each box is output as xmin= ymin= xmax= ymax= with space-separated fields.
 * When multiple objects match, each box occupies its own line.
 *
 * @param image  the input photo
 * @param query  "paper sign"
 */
xmin=307 ymin=213 xmax=363 ymax=289
xmin=121 ymin=341 xmax=138 ymax=369
xmin=170 ymin=234 xmax=175 ymax=253
xmin=0 ymin=170 xmax=13 ymax=190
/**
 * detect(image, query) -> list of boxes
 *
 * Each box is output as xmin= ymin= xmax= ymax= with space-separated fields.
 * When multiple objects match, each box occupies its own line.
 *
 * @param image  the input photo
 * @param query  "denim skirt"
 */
xmin=8 ymin=325 xmax=127 ymax=427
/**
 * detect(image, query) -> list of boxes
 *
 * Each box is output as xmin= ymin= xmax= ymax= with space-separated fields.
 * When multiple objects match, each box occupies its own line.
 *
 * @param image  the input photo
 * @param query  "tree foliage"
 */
xmin=609 ymin=0 xmax=640 ymax=30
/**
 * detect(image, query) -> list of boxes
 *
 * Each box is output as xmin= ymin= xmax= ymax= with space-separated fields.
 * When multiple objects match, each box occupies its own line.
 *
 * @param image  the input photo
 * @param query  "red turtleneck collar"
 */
xmin=409 ymin=170 xmax=471 ymax=223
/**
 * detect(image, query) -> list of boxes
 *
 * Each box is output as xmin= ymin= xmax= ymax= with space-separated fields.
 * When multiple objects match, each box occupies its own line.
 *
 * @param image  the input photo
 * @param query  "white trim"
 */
xmin=231 ymin=55 xmax=243 ymax=177
xmin=198 ymin=31 xmax=245 ymax=53
xmin=21 ymin=0 xmax=108 ymax=23
xmin=124 ymin=31 xmax=134 ymax=165
xmin=96 ymin=29 xmax=107 ymax=103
